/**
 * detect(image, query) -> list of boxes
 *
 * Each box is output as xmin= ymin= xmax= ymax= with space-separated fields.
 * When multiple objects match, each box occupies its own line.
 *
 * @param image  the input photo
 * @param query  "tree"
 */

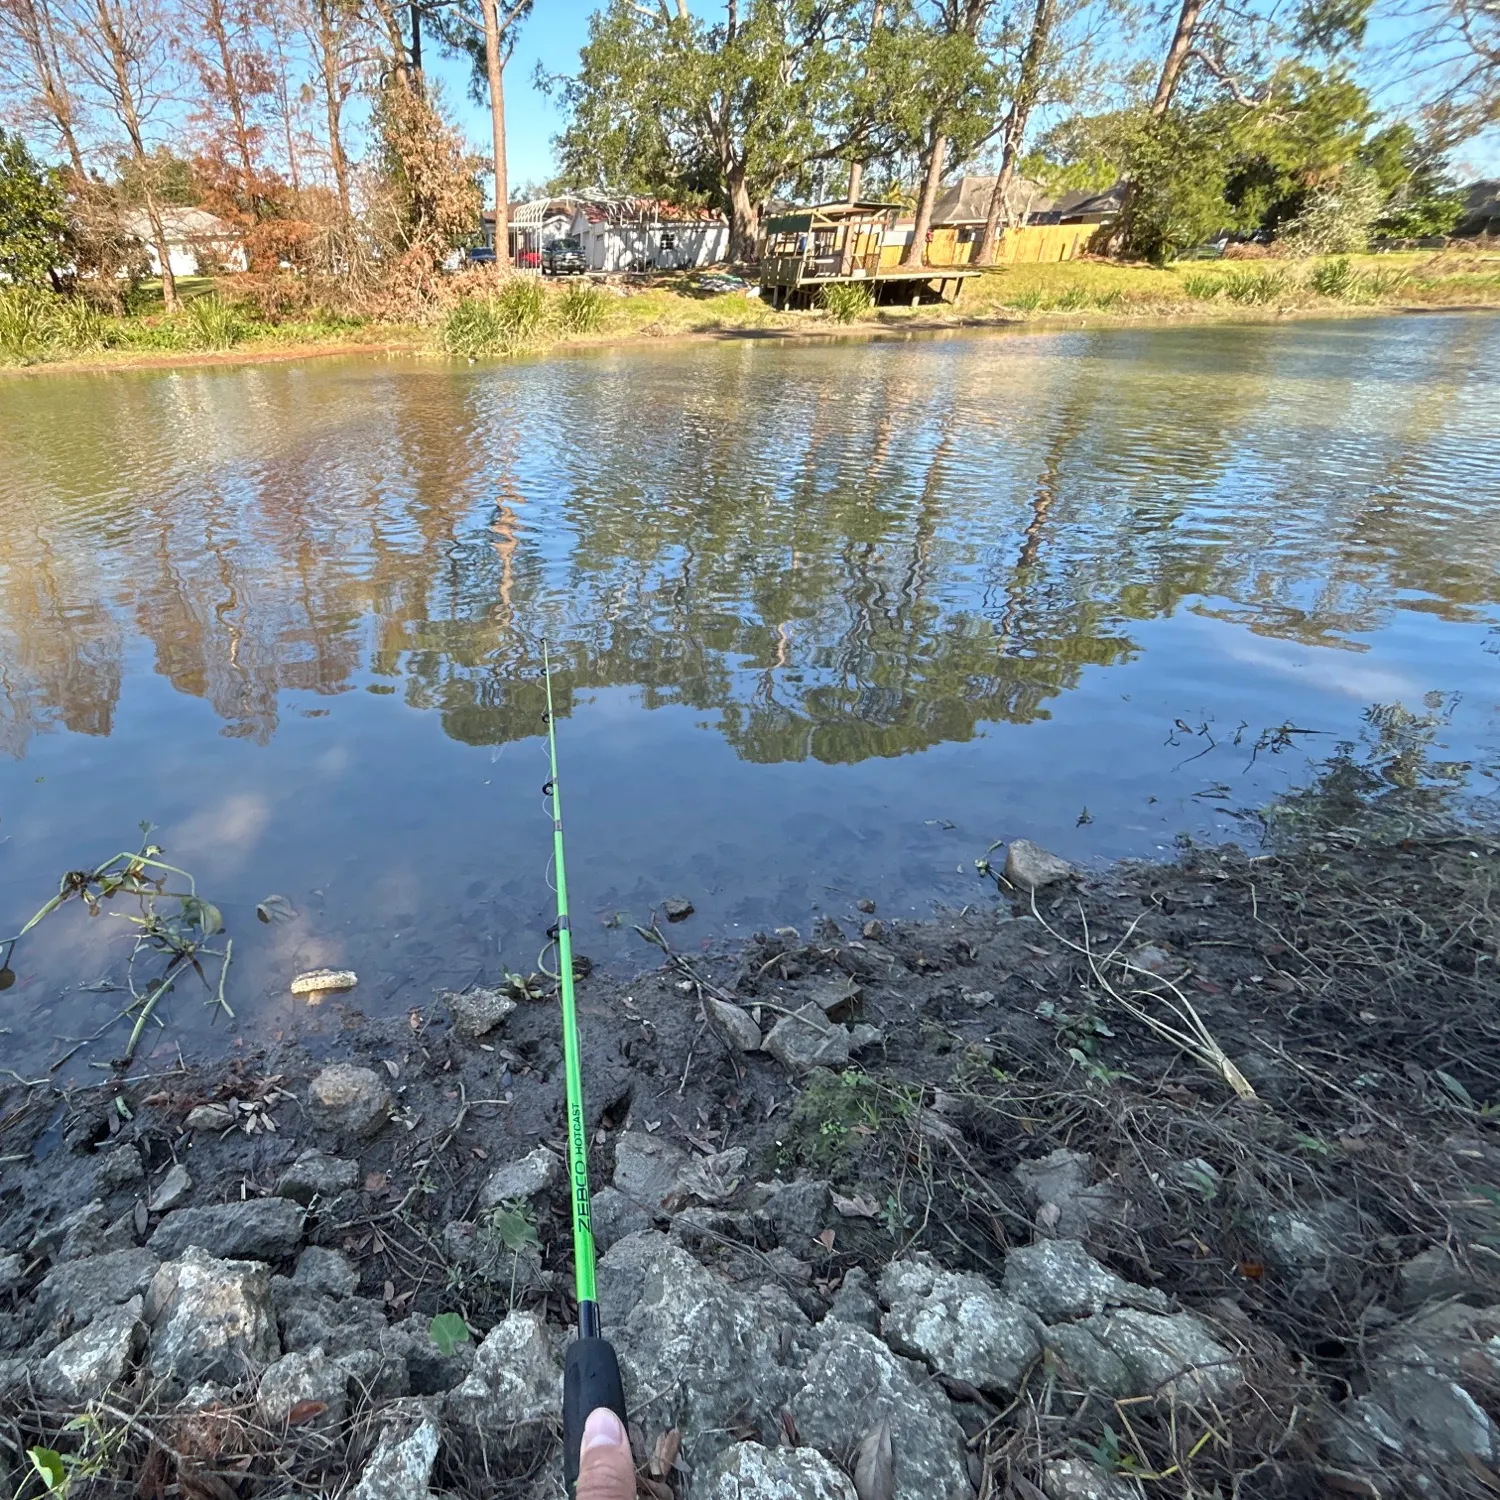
xmin=182 ymin=0 xmax=276 ymax=219
xmin=299 ymin=0 xmax=366 ymax=224
xmin=0 ymin=0 xmax=88 ymax=175
xmin=0 ymin=128 xmax=66 ymax=284
xmin=975 ymin=0 xmax=1054 ymax=262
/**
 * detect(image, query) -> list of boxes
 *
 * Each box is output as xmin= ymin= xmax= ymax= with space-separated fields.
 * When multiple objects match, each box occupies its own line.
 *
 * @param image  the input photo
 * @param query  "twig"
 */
xmin=120 ymin=962 xmax=186 ymax=1067
xmin=208 ymin=937 xmax=234 ymax=1020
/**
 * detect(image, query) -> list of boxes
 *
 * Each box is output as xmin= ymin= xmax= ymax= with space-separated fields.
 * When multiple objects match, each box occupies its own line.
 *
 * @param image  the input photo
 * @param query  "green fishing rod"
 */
xmin=541 ymin=642 xmax=628 ymax=1494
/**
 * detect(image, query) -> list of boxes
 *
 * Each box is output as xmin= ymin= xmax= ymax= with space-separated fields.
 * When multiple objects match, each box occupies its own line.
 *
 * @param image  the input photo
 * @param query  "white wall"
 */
xmin=142 ymin=240 xmax=247 ymax=277
xmin=571 ymin=216 xmax=730 ymax=272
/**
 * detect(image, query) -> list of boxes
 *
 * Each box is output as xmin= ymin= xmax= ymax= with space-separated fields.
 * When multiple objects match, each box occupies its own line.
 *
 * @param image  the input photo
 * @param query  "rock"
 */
xmin=34 ymin=1246 xmax=160 ymax=1328
xmin=384 ymin=1313 xmax=474 ymax=1395
xmin=445 ymin=1310 xmax=562 ymax=1446
xmin=698 ymin=1442 xmax=857 ymax=1500
xmin=1376 ymin=1363 xmax=1495 ymax=1460
xmin=150 ymin=1197 xmax=305 ymax=1261
xmin=758 ymin=1179 xmax=833 ymax=1255
xmin=789 ymin=1322 xmax=970 ymax=1500
xmin=29 ymin=1199 xmax=111 ymax=1262
xmin=1042 ymin=1321 xmax=1134 ymax=1395
xmin=34 ymin=1298 xmax=144 ymax=1402
xmin=1043 ymin=1457 xmax=1143 ymax=1500
xmin=338 ymin=1346 xmax=411 ymax=1403
xmin=1068 ymin=1309 xmax=1240 ymax=1404
xmin=293 ymin=1247 xmax=358 ymax=1299
xmin=821 ymin=1270 xmax=877 ymax=1335
xmin=479 ymin=1146 xmax=561 ymax=1207
xmin=0 ymin=1252 xmax=24 ymax=1295
xmin=443 ymin=1220 xmax=548 ymax=1292
xmin=764 ymin=1004 xmax=851 ymax=1071
xmin=1398 ymin=1246 xmax=1489 ymax=1310
xmin=1261 ymin=1203 xmax=1366 ymax=1299
xmin=146 ymin=1245 xmax=280 ymax=1383
xmin=149 ymin=1163 xmax=193 ymax=1213
xmin=802 ymin=975 xmax=862 ymax=1017
xmin=1002 ymin=1240 xmax=1170 ymax=1323
xmin=274 ymin=1278 xmax=388 ymax=1358
xmin=96 ymin=1145 xmax=145 ymax=1192
xmin=185 ymin=1103 xmax=235 ymax=1132
xmin=444 ymin=986 xmax=517 ymax=1039
xmin=308 ymin=1064 xmax=391 ymax=1140
xmin=663 ymin=896 xmax=695 ymax=921
xmin=1003 ymin=839 xmax=1075 ymax=892
xmin=350 ymin=1413 xmax=440 ymax=1500
xmin=259 ymin=1346 xmax=349 ymax=1431
xmin=597 ymin=1232 xmax=819 ymax=1471
xmin=278 ymin=1150 xmax=360 ymax=1204
xmin=1013 ymin=1150 xmax=1123 ymax=1239
xmin=591 ymin=1187 xmax=653 ymax=1252
xmin=613 ymin=1133 xmax=691 ymax=1211
xmin=291 ymin=968 xmax=359 ymax=996
xmin=878 ymin=1261 xmax=1043 ymax=1395
xmin=849 ymin=1024 xmax=885 ymax=1052
xmin=857 ymin=899 xmax=876 ymax=914
xmin=705 ymin=997 xmax=762 ymax=1052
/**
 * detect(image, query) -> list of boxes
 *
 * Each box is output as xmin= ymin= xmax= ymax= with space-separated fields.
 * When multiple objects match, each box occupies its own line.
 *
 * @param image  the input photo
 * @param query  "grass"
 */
xmin=817 ymin=281 xmax=875 ymax=324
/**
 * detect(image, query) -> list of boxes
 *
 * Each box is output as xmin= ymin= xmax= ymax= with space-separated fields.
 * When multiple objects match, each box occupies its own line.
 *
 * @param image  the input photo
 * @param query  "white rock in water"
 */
xmin=291 ymin=969 xmax=359 ymax=997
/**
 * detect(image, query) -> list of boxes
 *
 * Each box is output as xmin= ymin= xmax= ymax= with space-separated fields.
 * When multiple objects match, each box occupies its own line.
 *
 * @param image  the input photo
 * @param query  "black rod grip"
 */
xmin=563 ymin=1333 xmax=628 ymax=1495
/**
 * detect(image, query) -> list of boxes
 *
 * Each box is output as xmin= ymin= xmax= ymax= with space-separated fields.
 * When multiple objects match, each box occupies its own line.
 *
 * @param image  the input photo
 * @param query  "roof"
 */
xmin=764 ymin=200 xmax=902 ymax=233
xmin=1047 ymin=184 xmax=1128 ymax=220
xmin=930 ymin=174 xmax=1046 ymax=225
xmin=119 ymin=206 xmax=240 ymax=242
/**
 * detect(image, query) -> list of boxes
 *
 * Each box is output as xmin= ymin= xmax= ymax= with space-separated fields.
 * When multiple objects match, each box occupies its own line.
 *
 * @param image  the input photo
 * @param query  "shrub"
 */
xmin=182 ymin=293 xmax=252 ymax=350
xmin=1091 ymin=288 xmax=1124 ymax=309
xmin=816 ymin=282 xmax=873 ymax=323
xmin=1281 ymin=166 xmax=1387 ymax=255
xmin=48 ymin=296 xmax=107 ymax=351
xmin=1362 ymin=266 xmax=1412 ymax=299
xmin=0 ymin=288 xmax=54 ymax=363
xmin=440 ymin=278 xmax=553 ymax=357
xmin=1309 ymin=256 xmax=1363 ymax=300
xmin=1220 ymin=268 xmax=1289 ymax=304
xmin=555 ymin=280 xmax=609 ymax=335
xmin=1181 ymin=273 xmax=1223 ymax=300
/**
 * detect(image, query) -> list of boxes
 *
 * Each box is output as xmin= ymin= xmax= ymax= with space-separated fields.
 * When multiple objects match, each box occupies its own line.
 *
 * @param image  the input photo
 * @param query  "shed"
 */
xmin=120 ymin=206 xmax=246 ymax=277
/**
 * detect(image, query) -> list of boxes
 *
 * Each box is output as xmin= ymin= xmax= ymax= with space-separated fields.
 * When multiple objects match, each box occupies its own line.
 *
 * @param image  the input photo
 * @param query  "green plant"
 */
xmin=1362 ymin=265 xmax=1411 ymax=299
xmin=183 ymin=293 xmax=251 ymax=351
xmin=1046 ymin=285 xmax=1091 ymax=311
xmin=1219 ymin=268 xmax=1289 ymax=304
xmin=48 ymin=296 xmax=108 ymax=351
xmin=1003 ymin=286 xmax=1044 ymax=311
xmin=441 ymin=278 xmax=552 ymax=357
xmin=1091 ymin=288 xmax=1123 ymax=309
xmin=428 ymin=1310 xmax=472 ymax=1354
xmin=28 ymin=1448 xmax=68 ymax=1498
xmin=555 ymin=279 xmax=609 ymax=334
xmin=1309 ymin=256 xmax=1362 ymax=299
xmin=816 ymin=281 xmax=874 ymax=324
xmin=1180 ymin=273 xmax=1224 ymax=300
xmin=0 ymin=287 xmax=54 ymax=363
xmin=484 ymin=1198 xmax=540 ymax=1252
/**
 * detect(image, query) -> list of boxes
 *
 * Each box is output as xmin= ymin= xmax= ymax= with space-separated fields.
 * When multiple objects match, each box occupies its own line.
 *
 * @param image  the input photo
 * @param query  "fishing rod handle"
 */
xmin=563 ymin=1332 xmax=628 ymax=1495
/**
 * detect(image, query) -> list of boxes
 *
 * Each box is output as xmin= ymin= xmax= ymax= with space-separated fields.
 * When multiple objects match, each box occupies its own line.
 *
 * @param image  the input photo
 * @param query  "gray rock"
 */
xmin=1002 ymin=1240 xmax=1170 ymax=1323
xmin=478 ymin=1147 xmax=561 ymax=1207
xmin=1012 ymin=1150 xmax=1123 ymax=1239
xmin=29 ymin=1199 xmax=111 ymax=1262
xmin=444 ymin=986 xmax=517 ymax=1039
xmin=590 ymin=1187 xmax=653 ymax=1252
xmin=705 ymin=997 xmax=762 ymax=1052
xmin=878 ymin=1261 xmax=1043 ymax=1395
xmin=1042 ymin=1321 xmax=1134 ymax=1395
xmin=1003 ymin=839 xmax=1075 ymax=891
xmin=613 ymin=1132 xmax=691 ymax=1211
xmin=308 ymin=1064 xmax=392 ymax=1140
xmin=789 ymin=1322 xmax=970 ymax=1500
xmin=278 ymin=1150 xmax=360 ymax=1204
xmin=663 ymin=896 xmax=695 ymax=921
xmin=1043 ymin=1457 xmax=1143 ymax=1500
xmin=337 ymin=1346 xmax=411 ymax=1403
xmin=350 ymin=1413 xmax=440 ymax=1500
xmin=274 ymin=1279 xmax=388 ymax=1358
xmin=34 ymin=1246 xmax=160 ymax=1328
xmin=146 ymin=1245 xmax=280 ymax=1384
xmin=34 ymin=1298 xmax=144 ymax=1402
xmin=698 ymin=1442 xmax=857 ymax=1500
xmin=384 ymin=1313 xmax=474 ymax=1395
xmin=445 ymin=1310 xmax=562 ymax=1447
xmin=597 ymin=1232 xmax=819 ymax=1471
xmin=1070 ymin=1309 xmax=1240 ymax=1404
xmin=259 ymin=1346 xmax=349 ymax=1431
xmin=1260 ymin=1203 xmax=1364 ymax=1295
xmin=677 ymin=1148 xmax=749 ymax=1207
xmin=800 ymin=975 xmax=862 ymax=1017
xmin=293 ymin=1247 xmax=358 ymax=1299
xmin=96 ymin=1145 xmax=145 ymax=1193
xmin=1398 ymin=1245 xmax=1489 ymax=1310
xmin=827 ymin=1267 xmax=882 ymax=1332
xmin=0 ymin=1252 xmax=24 ymax=1295
xmin=185 ymin=1103 xmax=235 ymax=1132
xmin=849 ymin=1024 xmax=885 ymax=1053
xmin=149 ymin=1163 xmax=193 ymax=1213
xmin=758 ymin=1179 xmax=833 ymax=1255
xmin=1377 ymin=1364 xmax=1495 ymax=1460
xmin=763 ymin=1004 xmax=851 ymax=1071
xmin=150 ymin=1197 xmax=305 ymax=1261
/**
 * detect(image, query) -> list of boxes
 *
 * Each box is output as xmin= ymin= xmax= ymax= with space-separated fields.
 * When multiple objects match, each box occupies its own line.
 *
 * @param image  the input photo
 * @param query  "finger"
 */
xmin=576 ymin=1407 xmax=635 ymax=1500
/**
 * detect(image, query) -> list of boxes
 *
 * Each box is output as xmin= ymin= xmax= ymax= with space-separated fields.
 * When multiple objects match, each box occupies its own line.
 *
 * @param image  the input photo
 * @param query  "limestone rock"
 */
xmin=479 ymin=1146 xmax=561 ymax=1207
xmin=96 ymin=1145 xmax=145 ymax=1193
xmin=1043 ymin=1457 xmax=1143 ymax=1500
xmin=149 ymin=1163 xmax=193 ymax=1213
xmin=677 ymin=1148 xmax=749 ymax=1207
xmin=827 ymin=1267 xmax=882 ymax=1333
xmin=757 ymin=1180 xmax=833 ymax=1256
xmin=29 ymin=1199 xmax=111 ymax=1262
xmin=445 ymin=1310 xmax=562 ymax=1447
xmin=444 ymin=986 xmax=516 ymax=1039
xmin=383 ymin=1312 xmax=474 ymax=1395
xmin=1012 ymin=1150 xmax=1123 ymax=1239
xmin=293 ymin=1247 xmax=358 ymax=1299
xmin=350 ymin=1413 xmax=440 ymax=1500
xmin=278 ymin=1150 xmax=360 ymax=1204
xmin=800 ymin=975 xmax=862 ymax=1017
xmin=259 ymin=1345 xmax=349 ymax=1431
xmin=185 ymin=1103 xmax=235 ymax=1132
xmin=0 ymin=1252 xmax=24 ymax=1295
xmin=591 ymin=1186 xmax=653 ymax=1252
xmin=1398 ymin=1246 xmax=1487 ymax=1310
xmin=34 ymin=1298 xmax=145 ymax=1401
xmin=878 ymin=1261 xmax=1043 ymax=1395
xmin=698 ymin=1442 xmax=857 ymax=1500
xmin=613 ymin=1133 xmax=691 ymax=1211
xmin=1003 ymin=839 xmax=1075 ymax=891
xmin=34 ymin=1246 xmax=160 ymax=1329
xmin=338 ymin=1346 xmax=411 ymax=1403
xmin=1042 ymin=1321 xmax=1134 ymax=1395
xmin=274 ymin=1279 xmax=388 ymax=1359
xmin=1002 ymin=1239 xmax=1170 ymax=1323
xmin=1068 ymin=1309 xmax=1240 ymax=1404
xmin=849 ymin=1024 xmax=885 ymax=1053
xmin=146 ymin=1245 xmax=280 ymax=1384
xmin=308 ymin=1064 xmax=392 ymax=1140
xmin=150 ymin=1197 xmax=305 ymax=1261
xmin=763 ymin=1004 xmax=851 ymax=1071
xmin=705 ymin=997 xmax=762 ymax=1052
xmin=789 ymin=1322 xmax=970 ymax=1500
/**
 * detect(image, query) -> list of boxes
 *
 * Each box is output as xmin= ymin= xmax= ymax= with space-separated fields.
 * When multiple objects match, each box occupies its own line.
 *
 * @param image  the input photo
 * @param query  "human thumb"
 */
xmin=575 ymin=1407 xmax=635 ymax=1500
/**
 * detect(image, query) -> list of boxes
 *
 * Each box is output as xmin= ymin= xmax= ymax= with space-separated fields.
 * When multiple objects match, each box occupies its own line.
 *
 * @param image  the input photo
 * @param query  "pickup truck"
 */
xmin=541 ymin=237 xmax=588 ymax=276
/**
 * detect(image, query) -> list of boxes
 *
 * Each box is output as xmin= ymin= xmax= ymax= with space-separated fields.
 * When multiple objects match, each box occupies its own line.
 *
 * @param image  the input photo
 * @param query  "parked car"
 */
xmin=542 ymin=237 xmax=587 ymax=276
xmin=466 ymin=244 xmax=497 ymax=265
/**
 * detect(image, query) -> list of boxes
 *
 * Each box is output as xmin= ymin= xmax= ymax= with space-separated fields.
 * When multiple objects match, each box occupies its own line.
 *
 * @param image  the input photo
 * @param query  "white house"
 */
xmin=120 ymin=206 xmax=247 ymax=277
xmin=487 ymin=194 xmax=730 ymax=272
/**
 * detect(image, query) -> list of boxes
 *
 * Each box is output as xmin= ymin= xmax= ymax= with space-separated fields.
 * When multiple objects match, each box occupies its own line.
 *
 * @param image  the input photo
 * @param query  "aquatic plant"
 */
xmin=554 ymin=280 xmax=609 ymax=334
xmin=816 ymin=281 xmax=874 ymax=324
xmin=183 ymin=292 xmax=252 ymax=350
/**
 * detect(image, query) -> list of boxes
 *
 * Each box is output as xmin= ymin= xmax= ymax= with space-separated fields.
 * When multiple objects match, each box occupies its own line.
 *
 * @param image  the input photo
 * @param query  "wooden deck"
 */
xmin=760 ymin=258 xmax=981 ymax=309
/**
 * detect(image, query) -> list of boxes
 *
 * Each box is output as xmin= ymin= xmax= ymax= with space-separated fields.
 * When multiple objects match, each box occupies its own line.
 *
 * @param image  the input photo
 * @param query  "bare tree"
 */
xmin=57 ymin=0 xmax=183 ymax=308
xmin=0 ymin=0 xmax=88 ymax=174
xmin=183 ymin=0 xmax=275 ymax=214
xmin=300 ymin=0 xmax=365 ymax=222
xmin=975 ymin=0 xmax=1054 ymax=262
xmin=263 ymin=0 xmax=306 ymax=195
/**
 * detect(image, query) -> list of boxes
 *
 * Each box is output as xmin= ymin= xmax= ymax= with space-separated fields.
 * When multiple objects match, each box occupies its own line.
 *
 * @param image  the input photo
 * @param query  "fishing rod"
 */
xmin=541 ymin=641 xmax=629 ymax=1494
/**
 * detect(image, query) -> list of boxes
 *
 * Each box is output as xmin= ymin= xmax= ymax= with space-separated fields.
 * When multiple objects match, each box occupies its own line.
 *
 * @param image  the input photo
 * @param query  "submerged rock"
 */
xmin=697 ymin=1441 xmax=857 ymax=1500
xmin=663 ymin=896 xmax=695 ymax=921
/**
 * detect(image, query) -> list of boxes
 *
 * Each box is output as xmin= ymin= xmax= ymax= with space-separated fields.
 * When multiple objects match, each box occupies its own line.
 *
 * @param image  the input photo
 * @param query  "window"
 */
xmin=660 ymin=231 xmax=677 ymax=249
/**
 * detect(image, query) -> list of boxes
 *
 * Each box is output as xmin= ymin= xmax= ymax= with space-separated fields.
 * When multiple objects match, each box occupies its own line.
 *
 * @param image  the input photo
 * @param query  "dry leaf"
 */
xmin=365 ymin=1172 xmax=389 ymax=1193
xmin=832 ymin=1192 xmax=879 ymax=1218
xmin=780 ymin=1408 xmax=801 ymax=1446
xmin=286 ymin=1399 xmax=327 ymax=1426
xmin=816 ymin=1227 xmax=836 ymax=1251
xmin=852 ymin=1418 xmax=894 ymax=1500
xmin=650 ymin=1428 xmax=682 ymax=1478
xmin=382 ymin=1059 xmax=400 ymax=1078
xmin=635 ymin=1478 xmax=673 ymax=1500
xmin=383 ymin=1279 xmax=396 ymax=1304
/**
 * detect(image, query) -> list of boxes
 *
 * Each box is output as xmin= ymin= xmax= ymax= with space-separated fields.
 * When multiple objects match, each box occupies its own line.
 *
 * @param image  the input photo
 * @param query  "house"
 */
xmin=1458 ymin=180 xmax=1499 ymax=237
xmin=484 ymin=194 xmax=730 ymax=272
xmin=120 ymin=206 xmax=246 ymax=277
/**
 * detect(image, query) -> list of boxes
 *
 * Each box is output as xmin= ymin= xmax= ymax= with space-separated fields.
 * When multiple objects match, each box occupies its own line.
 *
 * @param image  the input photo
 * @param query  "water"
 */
xmin=2 ymin=313 xmax=1497 ymax=1067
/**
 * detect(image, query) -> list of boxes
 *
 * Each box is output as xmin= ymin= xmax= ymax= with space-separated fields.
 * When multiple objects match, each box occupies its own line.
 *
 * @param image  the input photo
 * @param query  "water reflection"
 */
xmin=1 ymin=315 xmax=1497 ymax=1060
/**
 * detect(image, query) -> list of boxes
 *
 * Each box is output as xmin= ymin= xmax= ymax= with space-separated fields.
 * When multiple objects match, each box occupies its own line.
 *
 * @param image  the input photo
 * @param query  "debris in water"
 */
xmin=663 ymin=896 xmax=695 ymax=922
xmin=291 ymin=969 xmax=358 ymax=997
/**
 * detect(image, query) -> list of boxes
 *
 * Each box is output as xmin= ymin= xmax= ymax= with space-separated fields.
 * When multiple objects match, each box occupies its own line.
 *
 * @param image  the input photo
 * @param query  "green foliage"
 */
xmin=440 ymin=278 xmax=552 ymax=357
xmin=1180 ymin=272 xmax=1223 ymax=300
xmin=0 ymin=288 xmax=54 ymax=364
xmin=1280 ymin=163 xmax=1387 ymax=252
xmin=1003 ymin=286 xmax=1044 ymax=310
xmin=1309 ymin=254 xmax=1363 ymax=297
xmin=428 ymin=1311 xmax=472 ymax=1354
xmin=817 ymin=281 xmax=874 ymax=323
xmin=554 ymin=280 xmax=610 ymax=334
xmin=29 ymin=1448 xmax=68 ymax=1497
xmin=0 ymin=131 xmax=67 ymax=289
xmin=780 ymin=1068 xmax=917 ymax=1171
xmin=183 ymin=293 xmax=253 ymax=351
xmin=1221 ymin=267 xmax=1291 ymax=303
xmin=485 ymin=1199 xmax=541 ymax=1253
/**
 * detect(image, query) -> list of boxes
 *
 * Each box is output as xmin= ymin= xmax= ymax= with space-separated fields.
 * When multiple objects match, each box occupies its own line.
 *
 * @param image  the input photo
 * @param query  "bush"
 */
xmin=1309 ymin=256 xmax=1363 ymax=299
xmin=1181 ymin=273 xmax=1223 ymax=300
xmin=439 ymin=277 xmax=553 ymax=357
xmin=0 ymin=288 xmax=54 ymax=363
xmin=1281 ymin=166 xmax=1387 ymax=255
xmin=554 ymin=280 xmax=609 ymax=335
xmin=48 ymin=296 xmax=107 ymax=351
xmin=816 ymin=282 xmax=874 ymax=323
xmin=182 ymin=293 xmax=252 ymax=350
xmin=1220 ymin=268 xmax=1290 ymax=304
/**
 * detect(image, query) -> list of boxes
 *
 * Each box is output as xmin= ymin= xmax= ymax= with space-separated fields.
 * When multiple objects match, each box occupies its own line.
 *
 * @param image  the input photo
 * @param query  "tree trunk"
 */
xmin=141 ymin=191 xmax=179 ymax=311
xmin=726 ymin=167 xmax=757 ymax=264
xmin=202 ymin=0 xmax=259 ymax=212
xmin=901 ymin=131 xmax=946 ymax=267
xmin=845 ymin=0 xmax=884 ymax=204
xmin=14 ymin=0 xmax=87 ymax=176
xmin=976 ymin=0 xmax=1053 ymax=265
xmin=312 ymin=0 xmax=351 ymax=224
xmin=1152 ymin=0 xmax=1205 ymax=115
xmin=267 ymin=7 xmax=302 ymax=197
xmin=479 ymin=0 xmax=510 ymax=265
